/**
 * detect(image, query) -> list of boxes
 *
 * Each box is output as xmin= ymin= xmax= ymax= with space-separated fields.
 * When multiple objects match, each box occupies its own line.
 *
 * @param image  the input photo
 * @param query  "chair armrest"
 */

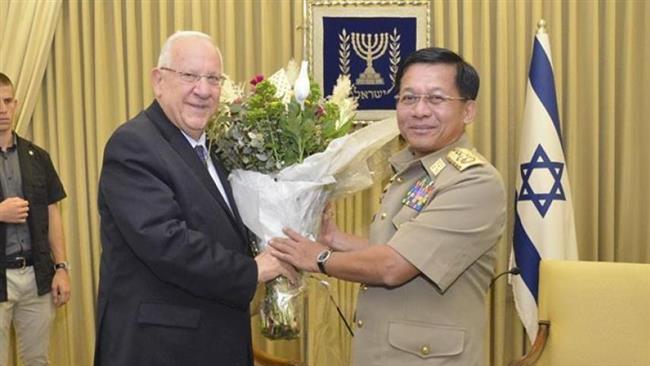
xmin=509 ymin=321 xmax=550 ymax=366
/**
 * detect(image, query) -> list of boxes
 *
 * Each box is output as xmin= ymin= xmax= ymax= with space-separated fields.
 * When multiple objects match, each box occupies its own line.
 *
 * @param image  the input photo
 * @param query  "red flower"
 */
xmin=315 ymin=105 xmax=325 ymax=118
xmin=250 ymin=74 xmax=264 ymax=86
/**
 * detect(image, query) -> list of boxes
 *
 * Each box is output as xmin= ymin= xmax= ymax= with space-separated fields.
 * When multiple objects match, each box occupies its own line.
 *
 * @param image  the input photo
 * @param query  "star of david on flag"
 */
xmin=518 ymin=144 xmax=566 ymax=217
xmin=511 ymin=22 xmax=579 ymax=344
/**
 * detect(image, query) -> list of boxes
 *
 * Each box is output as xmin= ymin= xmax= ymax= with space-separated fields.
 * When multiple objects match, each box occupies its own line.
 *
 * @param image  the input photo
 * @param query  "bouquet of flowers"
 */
xmin=208 ymin=60 xmax=398 ymax=340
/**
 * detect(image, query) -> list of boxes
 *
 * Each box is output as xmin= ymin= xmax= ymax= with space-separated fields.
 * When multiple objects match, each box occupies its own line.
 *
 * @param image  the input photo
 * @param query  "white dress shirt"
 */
xmin=181 ymin=130 xmax=233 ymax=212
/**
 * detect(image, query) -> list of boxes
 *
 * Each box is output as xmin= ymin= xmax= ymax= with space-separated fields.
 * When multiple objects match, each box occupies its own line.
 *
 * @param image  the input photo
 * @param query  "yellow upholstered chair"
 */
xmin=512 ymin=260 xmax=650 ymax=366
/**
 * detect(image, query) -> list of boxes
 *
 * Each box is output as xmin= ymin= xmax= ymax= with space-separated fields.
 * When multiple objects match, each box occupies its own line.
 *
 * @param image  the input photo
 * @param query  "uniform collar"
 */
xmin=389 ymin=134 xmax=473 ymax=176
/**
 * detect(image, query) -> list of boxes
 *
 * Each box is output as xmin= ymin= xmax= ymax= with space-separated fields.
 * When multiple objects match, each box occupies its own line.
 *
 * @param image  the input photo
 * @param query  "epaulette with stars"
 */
xmin=446 ymin=148 xmax=484 ymax=171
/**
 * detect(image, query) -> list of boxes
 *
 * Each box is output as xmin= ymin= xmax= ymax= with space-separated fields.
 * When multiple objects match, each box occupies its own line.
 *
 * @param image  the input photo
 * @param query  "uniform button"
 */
xmin=361 ymin=285 xmax=368 ymax=291
xmin=356 ymin=319 xmax=363 ymax=328
xmin=420 ymin=345 xmax=430 ymax=356
xmin=380 ymin=213 xmax=387 ymax=220
xmin=396 ymin=177 xmax=403 ymax=183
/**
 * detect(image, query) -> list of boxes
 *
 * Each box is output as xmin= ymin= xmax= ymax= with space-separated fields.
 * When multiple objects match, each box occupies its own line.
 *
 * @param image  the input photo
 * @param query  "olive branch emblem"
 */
xmin=388 ymin=28 xmax=401 ymax=93
xmin=338 ymin=28 xmax=351 ymax=77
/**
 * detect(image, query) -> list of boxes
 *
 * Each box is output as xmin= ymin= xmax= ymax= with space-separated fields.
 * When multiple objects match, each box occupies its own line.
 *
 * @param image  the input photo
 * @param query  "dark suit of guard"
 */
xmin=94 ymin=101 xmax=258 ymax=366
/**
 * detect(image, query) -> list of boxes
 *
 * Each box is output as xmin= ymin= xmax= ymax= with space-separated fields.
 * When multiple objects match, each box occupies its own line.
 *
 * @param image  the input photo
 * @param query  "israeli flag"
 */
xmin=511 ymin=24 xmax=579 ymax=343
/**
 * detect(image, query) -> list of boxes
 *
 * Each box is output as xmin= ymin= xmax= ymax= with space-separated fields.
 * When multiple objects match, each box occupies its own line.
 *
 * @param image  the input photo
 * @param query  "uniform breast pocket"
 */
xmin=388 ymin=320 xmax=465 ymax=359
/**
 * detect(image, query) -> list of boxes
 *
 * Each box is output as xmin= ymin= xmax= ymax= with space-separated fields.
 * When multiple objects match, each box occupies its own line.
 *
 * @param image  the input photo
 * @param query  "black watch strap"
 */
xmin=54 ymin=261 xmax=69 ymax=271
xmin=316 ymin=249 xmax=332 ymax=274
xmin=317 ymin=260 xmax=327 ymax=274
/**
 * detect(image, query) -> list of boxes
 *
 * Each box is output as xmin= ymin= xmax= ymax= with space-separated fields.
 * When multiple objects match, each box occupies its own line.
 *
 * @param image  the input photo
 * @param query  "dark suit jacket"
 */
xmin=94 ymin=101 xmax=258 ymax=366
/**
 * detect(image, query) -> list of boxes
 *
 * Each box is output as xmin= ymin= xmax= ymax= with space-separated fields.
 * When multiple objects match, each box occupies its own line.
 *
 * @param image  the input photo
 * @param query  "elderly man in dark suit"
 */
xmin=94 ymin=31 xmax=295 ymax=366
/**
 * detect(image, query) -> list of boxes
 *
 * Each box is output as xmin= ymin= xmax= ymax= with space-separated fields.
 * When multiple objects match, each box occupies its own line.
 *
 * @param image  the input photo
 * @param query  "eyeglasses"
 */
xmin=160 ymin=67 xmax=225 ymax=86
xmin=395 ymin=93 xmax=468 ymax=106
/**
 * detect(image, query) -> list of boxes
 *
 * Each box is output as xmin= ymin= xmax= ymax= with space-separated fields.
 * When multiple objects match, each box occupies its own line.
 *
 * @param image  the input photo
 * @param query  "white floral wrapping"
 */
xmin=228 ymin=117 xmax=399 ymax=339
xmin=230 ymin=116 xmax=399 ymax=250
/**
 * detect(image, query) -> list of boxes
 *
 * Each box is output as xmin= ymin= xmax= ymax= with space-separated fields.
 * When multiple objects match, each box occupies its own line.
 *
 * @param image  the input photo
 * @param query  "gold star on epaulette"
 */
xmin=446 ymin=148 xmax=483 ymax=171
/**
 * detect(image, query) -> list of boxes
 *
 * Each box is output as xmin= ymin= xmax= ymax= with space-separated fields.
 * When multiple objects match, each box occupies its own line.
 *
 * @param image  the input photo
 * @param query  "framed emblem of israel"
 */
xmin=307 ymin=0 xmax=430 ymax=122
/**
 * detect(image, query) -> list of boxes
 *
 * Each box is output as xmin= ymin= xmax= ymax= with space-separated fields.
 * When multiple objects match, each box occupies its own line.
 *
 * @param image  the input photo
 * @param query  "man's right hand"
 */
xmin=0 ymin=197 xmax=29 ymax=223
xmin=255 ymin=250 xmax=299 ymax=284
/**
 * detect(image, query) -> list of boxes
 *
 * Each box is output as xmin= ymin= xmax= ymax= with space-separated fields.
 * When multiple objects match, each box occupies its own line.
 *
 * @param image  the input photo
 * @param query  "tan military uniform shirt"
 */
xmin=352 ymin=134 xmax=506 ymax=366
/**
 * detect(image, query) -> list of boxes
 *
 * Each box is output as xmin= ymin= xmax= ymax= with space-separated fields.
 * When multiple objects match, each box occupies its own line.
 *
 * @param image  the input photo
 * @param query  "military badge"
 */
xmin=401 ymin=176 xmax=435 ymax=212
xmin=447 ymin=148 xmax=483 ymax=171
xmin=428 ymin=158 xmax=446 ymax=176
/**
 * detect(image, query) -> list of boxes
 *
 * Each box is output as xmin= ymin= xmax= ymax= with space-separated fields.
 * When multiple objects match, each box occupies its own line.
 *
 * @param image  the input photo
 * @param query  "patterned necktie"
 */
xmin=194 ymin=145 xmax=208 ymax=167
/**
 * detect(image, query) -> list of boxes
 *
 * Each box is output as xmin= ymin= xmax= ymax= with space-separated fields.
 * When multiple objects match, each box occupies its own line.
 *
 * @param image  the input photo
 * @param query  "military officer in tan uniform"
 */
xmin=270 ymin=47 xmax=506 ymax=365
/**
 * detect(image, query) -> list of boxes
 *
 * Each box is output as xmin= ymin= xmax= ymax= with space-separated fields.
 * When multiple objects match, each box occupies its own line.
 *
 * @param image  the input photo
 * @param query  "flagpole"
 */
xmin=537 ymin=19 xmax=546 ymax=34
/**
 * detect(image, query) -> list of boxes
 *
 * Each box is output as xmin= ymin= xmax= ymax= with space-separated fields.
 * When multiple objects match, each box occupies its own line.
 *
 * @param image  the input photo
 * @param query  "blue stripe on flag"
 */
xmin=529 ymin=38 xmax=562 ymax=140
xmin=513 ymin=205 xmax=541 ymax=302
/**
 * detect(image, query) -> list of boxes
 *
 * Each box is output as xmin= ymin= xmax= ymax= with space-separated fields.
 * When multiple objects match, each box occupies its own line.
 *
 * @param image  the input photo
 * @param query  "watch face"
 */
xmin=317 ymin=249 xmax=331 ymax=274
xmin=317 ymin=250 xmax=331 ymax=262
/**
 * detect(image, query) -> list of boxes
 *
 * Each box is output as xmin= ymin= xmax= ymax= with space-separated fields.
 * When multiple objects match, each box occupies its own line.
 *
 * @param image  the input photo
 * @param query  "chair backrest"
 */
xmin=536 ymin=260 xmax=650 ymax=366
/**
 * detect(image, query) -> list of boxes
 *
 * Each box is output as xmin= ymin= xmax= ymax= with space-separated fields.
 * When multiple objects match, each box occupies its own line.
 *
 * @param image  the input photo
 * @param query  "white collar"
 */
xmin=180 ymin=130 xmax=207 ymax=149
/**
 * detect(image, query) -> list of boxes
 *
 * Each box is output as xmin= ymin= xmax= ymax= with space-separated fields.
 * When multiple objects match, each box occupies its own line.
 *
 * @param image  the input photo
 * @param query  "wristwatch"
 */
xmin=316 ymin=249 xmax=332 ymax=275
xmin=54 ymin=261 xmax=70 ymax=272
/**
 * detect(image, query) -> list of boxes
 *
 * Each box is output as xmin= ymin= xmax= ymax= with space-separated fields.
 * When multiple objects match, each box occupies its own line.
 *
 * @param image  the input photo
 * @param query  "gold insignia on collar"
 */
xmin=428 ymin=158 xmax=446 ymax=177
xmin=446 ymin=148 xmax=483 ymax=171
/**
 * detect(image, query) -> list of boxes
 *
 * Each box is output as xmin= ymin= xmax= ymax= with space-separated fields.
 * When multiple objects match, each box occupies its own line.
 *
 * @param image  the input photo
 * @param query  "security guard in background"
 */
xmin=270 ymin=47 xmax=506 ymax=365
xmin=0 ymin=72 xmax=70 ymax=366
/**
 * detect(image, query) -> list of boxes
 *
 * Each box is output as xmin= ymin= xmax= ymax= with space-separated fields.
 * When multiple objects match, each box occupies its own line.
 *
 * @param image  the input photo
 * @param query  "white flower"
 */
xmin=330 ymin=75 xmax=352 ymax=104
xmin=267 ymin=68 xmax=293 ymax=104
xmin=219 ymin=75 xmax=244 ymax=104
xmin=294 ymin=61 xmax=310 ymax=110
xmin=285 ymin=59 xmax=300 ymax=86
xmin=330 ymin=75 xmax=357 ymax=129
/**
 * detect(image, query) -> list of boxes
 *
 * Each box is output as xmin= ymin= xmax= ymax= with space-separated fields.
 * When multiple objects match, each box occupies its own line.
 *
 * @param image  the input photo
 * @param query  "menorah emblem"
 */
xmin=351 ymin=32 xmax=389 ymax=85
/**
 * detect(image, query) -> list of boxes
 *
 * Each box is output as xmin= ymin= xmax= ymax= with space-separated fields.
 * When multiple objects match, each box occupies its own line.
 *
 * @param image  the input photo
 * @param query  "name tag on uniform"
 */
xmin=401 ymin=176 xmax=435 ymax=212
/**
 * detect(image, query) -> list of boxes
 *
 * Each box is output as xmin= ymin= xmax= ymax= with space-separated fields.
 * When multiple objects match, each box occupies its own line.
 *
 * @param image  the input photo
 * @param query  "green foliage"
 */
xmin=208 ymin=78 xmax=354 ymax=174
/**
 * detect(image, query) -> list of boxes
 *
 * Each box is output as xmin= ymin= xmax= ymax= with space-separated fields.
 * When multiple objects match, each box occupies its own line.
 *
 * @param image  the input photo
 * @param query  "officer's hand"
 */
xmin=269 ymin=228 xmax=326 ymax=273
xmin=319 ymin=203 xmax=340 ymax=248
xmin=51 ymin=269 xmax=71 ymax=307
xmin=0 ymin=197 xmax=29 ymax=223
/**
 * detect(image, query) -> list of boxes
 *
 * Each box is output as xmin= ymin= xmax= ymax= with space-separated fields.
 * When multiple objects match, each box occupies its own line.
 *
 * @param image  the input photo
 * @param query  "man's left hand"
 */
xmin=51 ymin=270 xmax=71 ymax=306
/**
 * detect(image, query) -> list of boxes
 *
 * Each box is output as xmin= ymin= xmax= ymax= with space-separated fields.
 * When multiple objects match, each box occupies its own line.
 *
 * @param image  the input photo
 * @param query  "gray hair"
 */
xmin=157 ymin=31 xmax=222 ymax=68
